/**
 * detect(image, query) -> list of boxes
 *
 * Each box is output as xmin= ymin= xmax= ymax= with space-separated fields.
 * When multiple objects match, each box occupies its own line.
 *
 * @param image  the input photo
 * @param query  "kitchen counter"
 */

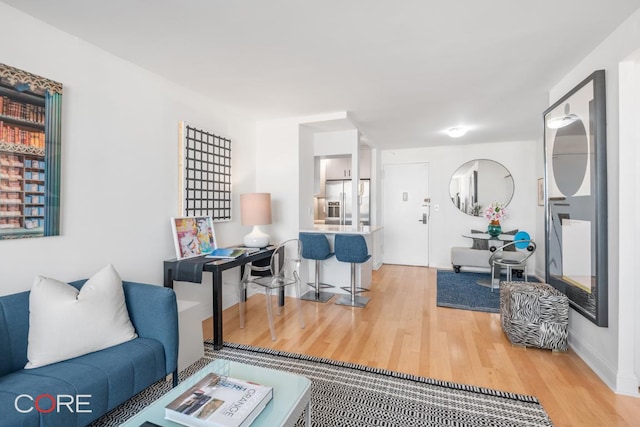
xmin=299 ymin=225 xmax=383 ymax=293
xmin=302 ymin=224 xmax=383 ymax=235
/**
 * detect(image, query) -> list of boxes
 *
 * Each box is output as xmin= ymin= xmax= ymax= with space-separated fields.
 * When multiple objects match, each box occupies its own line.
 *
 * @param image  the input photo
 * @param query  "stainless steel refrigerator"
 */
xmin=325 ymin=179 xmax=370 ymax=225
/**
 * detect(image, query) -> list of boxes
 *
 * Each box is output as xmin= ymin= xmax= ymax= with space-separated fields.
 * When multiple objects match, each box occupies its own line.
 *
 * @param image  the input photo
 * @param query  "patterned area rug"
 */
xmin=92 ymin=341 xmax=552 ymax=427
xmin=437 ymin=270 xmax=538 ymax=313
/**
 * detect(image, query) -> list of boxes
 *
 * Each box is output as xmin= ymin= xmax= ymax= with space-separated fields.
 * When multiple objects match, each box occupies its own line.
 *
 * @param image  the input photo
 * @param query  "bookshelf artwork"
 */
xmin=179 ymin=121 xmax=232 ymax=222
xmin=0 ymin=64 xmax=62 ymax=240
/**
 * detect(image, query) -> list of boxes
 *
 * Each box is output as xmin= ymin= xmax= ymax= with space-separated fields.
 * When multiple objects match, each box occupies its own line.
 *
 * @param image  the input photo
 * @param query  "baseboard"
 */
xmin=572 ymin=336 xmax=640 ymax=396
xmin=568 ymin=328 xmax=618 ymax=392
xmin=615 ymin=373 xmax=640 ymax=397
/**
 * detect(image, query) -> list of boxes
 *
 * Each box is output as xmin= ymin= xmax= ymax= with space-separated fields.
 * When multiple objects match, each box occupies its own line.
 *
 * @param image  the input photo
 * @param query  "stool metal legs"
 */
xmin=301 ymin=259 xmax=334 ymax=303
xmin=335 ymin=263 xmax=370 ymax=308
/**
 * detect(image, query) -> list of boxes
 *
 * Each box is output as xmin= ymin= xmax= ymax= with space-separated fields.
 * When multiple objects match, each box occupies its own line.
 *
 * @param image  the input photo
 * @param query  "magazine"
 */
xmin=205 ymin=248 xmax=247 ymax=259
xmin=165 ymin=373 xmax=273 ymax=427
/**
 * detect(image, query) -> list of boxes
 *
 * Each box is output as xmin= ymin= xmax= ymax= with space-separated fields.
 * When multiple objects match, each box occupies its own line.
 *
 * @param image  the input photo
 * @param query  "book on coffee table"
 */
xmin=165 ymin=373 xmax=273 ymax=427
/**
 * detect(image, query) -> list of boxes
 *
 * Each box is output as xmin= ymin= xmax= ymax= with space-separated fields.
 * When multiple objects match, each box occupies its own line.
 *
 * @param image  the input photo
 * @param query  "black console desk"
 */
xmin=163 ymin=246 xmax=276 ymax=350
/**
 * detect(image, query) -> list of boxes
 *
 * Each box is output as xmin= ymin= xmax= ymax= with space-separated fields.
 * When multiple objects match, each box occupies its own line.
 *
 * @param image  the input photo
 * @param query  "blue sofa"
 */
xmin=0 ymin=280 xmax=179 ymax=427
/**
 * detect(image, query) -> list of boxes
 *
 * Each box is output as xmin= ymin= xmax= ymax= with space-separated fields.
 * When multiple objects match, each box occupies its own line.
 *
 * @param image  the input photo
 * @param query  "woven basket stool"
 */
xmin=500 ymin=281 xmax=569 ymax=351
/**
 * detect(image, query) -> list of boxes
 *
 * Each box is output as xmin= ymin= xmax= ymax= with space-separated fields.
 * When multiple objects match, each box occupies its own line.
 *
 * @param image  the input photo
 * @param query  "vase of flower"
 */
xmin=484 ymin=201 xmax=507 ymax=237
xmin=487 ymin=220 xmax=502 ymax=237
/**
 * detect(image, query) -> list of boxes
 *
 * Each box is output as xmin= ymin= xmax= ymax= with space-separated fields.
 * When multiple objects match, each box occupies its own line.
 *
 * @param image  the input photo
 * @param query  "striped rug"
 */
xmin=92 ymin=341 xmax=553 ymax=426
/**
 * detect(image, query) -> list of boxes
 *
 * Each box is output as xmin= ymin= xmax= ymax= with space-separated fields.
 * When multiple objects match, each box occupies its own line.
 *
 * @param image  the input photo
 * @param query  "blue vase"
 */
xmin=487 ymin=221 xmax=502 ymax=237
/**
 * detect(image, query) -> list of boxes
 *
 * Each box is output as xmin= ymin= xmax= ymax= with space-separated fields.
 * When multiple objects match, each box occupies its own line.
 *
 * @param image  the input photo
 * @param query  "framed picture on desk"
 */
xmin=170 ymin=216 xmax=217 ymax=259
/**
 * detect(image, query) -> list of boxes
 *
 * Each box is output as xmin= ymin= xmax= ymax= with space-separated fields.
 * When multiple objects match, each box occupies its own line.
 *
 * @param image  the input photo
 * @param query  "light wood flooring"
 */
xmin=203 ymin=264 xmax=640 ymax=426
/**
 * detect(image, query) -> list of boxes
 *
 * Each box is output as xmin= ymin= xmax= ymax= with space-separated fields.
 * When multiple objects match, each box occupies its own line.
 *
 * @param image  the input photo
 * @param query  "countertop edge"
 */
xmin=301 ymin=225 xmax=383 ymax=235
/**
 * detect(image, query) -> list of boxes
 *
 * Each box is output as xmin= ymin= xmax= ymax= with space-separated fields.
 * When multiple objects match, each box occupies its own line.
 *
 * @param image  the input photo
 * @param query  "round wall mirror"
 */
xmin=449 ymin=159 xmax=514 ymax=216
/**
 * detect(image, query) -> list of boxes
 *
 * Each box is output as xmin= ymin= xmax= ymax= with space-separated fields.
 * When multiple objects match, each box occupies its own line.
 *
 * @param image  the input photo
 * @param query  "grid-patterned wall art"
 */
xmin=180 ymin=122 xmax=231 ymax=221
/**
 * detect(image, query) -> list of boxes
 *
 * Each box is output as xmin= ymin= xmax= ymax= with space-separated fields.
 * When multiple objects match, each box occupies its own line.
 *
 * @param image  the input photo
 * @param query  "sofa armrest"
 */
xmin=122 ymin=281 xmax=178 ymax=378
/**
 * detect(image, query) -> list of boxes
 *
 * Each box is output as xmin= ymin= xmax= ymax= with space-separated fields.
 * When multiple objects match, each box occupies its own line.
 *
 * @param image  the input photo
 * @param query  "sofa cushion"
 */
xmin=469 ymin=229 xmax=488 ymax=250
xmin=0 ymin=337 xmax=166 ymax=426
xmin=0 ymin=372 xmax=79 ymax=427
xmin=0 ymin=291 xmax=30 ymax=377
xmin=26 ymin=265 xmax=137 ymax=369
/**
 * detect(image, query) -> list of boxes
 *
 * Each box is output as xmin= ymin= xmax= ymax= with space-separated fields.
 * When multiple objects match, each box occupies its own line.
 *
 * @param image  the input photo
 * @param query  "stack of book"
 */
xmin=165 ymin=373 xmax=273 ymax=427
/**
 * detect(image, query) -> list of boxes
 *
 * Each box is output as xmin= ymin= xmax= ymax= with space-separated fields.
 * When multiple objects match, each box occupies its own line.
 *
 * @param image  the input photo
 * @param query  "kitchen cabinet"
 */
xmin=325 ymin=157 xmax=351 ymax=180
xmin=324 ymin=150 xmax=371 ymax=180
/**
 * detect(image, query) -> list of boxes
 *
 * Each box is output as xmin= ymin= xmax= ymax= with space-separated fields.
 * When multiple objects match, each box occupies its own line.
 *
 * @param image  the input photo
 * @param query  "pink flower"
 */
xmin=483 ymin=201 xmax=507 ymax=221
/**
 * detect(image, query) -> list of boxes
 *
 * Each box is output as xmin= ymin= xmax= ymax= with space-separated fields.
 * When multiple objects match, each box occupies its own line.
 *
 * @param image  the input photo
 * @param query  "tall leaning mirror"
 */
xmin=449 ymin=159 xmax=514 ymax=216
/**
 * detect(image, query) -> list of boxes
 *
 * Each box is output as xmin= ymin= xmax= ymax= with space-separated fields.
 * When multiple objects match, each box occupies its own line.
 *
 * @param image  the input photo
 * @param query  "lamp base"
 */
xmin=244 ymin=225 xmax=270 ymax=248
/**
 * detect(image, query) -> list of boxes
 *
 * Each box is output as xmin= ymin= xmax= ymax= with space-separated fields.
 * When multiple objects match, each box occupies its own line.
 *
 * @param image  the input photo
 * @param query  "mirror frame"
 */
xmin=543 ymin=70 xmax=608 ymax=327
xmin=449 ymin=159 xmax=514 ymax=217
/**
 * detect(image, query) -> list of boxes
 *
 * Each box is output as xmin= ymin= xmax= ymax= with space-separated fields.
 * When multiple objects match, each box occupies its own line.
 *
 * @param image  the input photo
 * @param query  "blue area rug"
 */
xmin=436 ymin=270 xmax=537 ymax=313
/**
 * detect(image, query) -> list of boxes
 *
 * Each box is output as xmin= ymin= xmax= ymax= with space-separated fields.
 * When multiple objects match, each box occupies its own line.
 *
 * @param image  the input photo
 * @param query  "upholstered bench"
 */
xmin=500 ymin=281 xmax=569 ymax=351
xmin=450 ymin=246 xmax=522 ymax=273
xmin=451 ymin=230 xmax=522 ymax=273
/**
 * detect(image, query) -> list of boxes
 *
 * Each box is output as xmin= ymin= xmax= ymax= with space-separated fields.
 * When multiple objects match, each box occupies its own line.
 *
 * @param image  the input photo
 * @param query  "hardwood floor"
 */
xmin=202 ymin=264 xmax=640 ymax=426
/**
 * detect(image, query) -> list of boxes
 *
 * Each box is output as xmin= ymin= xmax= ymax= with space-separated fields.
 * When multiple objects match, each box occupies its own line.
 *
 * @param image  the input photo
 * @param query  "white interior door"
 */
xmin=383 ymin=163 xmax=430 ymax=266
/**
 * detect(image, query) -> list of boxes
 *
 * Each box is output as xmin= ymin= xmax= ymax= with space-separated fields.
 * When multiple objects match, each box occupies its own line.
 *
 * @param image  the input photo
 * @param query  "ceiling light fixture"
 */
xmin=447 ymin=127 xmax=467 ymax=138
xmin=546 ymin=114 xmax=579 ymax=129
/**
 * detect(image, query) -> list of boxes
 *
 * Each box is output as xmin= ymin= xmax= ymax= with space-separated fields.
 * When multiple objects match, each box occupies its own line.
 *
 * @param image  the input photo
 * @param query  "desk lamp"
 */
xmin=240 ymin=193 xmax=272 ymax=248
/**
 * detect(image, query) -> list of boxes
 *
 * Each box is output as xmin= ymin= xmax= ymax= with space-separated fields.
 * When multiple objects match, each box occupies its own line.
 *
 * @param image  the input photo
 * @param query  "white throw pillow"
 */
xmin=25 ymin=264 xmax=138 ymax=369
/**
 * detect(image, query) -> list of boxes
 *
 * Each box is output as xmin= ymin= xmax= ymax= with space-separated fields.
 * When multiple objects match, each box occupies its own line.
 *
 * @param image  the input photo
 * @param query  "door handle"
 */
xmin=418 ymin=213 xmax=427 ymax=224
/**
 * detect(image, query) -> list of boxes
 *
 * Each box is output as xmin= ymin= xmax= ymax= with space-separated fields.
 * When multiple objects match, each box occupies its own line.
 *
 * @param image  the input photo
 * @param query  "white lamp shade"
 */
xmin=240 ymin=193 xmax=272 ymax=225
xmin=240 ymin=193 xmax=272 ymax=247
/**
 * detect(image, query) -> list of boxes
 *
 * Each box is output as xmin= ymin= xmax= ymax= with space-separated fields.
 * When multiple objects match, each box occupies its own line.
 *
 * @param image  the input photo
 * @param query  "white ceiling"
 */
xmin=4 ymin=0 xmax=639 ymax=148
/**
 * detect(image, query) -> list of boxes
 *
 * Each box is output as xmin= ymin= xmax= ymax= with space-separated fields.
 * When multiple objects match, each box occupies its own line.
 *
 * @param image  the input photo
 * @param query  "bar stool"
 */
xmin=298 ymin=232 xmax=335 ymax=303
xmin=334 ymin=234 xmax=371 ymax=308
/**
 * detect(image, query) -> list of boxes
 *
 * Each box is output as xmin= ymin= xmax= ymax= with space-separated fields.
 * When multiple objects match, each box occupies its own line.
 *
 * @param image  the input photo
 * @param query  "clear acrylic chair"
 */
xmin=238 ymin=239 xmax=305 ymax=341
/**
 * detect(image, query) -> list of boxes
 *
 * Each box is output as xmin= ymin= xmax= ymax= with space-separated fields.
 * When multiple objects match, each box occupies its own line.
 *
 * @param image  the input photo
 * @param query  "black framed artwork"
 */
xmin=543 ymin=70 xmax=608 ymax=327
xmin=178 ymin=121 xmax=232 ymax=222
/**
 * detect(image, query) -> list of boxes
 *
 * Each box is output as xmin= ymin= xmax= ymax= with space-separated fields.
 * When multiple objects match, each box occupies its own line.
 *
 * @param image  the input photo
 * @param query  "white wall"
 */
xmin=255 ymin=117 xmax=303 ymax=243
xmin=255 ymin=114 xmax=358 ymax=295
xmin=547 ymin=8 xmax=640 ymax=395
xmin=618 ymin=50 xmax=640 ymax=396
xmin=254 ymin=113 xmax=357 ymax=243
xmin=0 ymin=4 xmax=256 ymax=305
xmin=381 ymin=140 xmax=539 ymax=271
xmin=314 ymin=129 xmax=358 ymax=156
xmin=299 ymin=126 xmax=316 ymax=231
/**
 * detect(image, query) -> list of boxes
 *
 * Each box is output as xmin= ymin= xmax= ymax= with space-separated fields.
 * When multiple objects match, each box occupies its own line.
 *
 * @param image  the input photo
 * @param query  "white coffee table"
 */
xmin=121 ymin=359 xmax=311 ymax=427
